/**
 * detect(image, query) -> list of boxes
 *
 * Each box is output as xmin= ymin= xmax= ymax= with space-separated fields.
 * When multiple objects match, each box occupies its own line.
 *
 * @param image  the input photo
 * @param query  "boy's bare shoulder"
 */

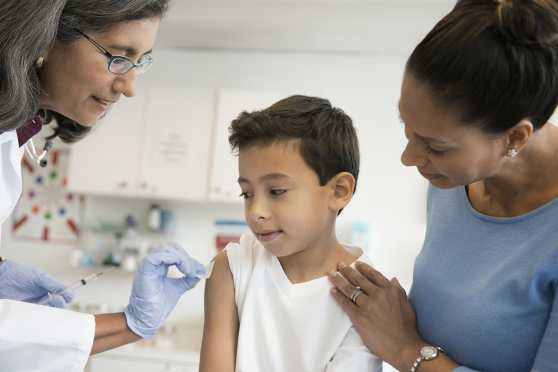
xmin=211 ymin=250 xmax=228 ymax=264
xmin=208 ymin=251 xmax=232 ymax=283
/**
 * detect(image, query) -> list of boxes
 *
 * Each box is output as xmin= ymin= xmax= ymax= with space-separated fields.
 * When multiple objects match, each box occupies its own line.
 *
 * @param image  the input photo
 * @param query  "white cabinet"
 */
xmin=138 ymin=88 xmax=215 ymax=200
xmin=67 ymin=88 xmax=215 ymax=201
xmin=67 ymin=89 xmax=148 ymax=196
xmin=208 ymin=90 xmax=291 ymax=203
xmin=67 ymin=87 xmax=289 ymax=202
xmin=87 ymin=350 xmax=199 ymax=372
xmin=88 ymin=357 xmax=171 ymax=372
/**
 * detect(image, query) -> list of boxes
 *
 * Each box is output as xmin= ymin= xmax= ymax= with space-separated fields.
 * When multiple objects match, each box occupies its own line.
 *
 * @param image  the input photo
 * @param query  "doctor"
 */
xmin=0 ymin=0 xmax=205 ymax=371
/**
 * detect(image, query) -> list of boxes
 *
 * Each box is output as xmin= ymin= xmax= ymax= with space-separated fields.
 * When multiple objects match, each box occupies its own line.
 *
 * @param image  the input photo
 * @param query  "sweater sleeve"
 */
xmin=325 ymin=325 xmax=382 ymax=372
xmin=451 ymin=283 xmax=558 ymax=372
xmin=530 ymin=281 xmax=558 ymax=371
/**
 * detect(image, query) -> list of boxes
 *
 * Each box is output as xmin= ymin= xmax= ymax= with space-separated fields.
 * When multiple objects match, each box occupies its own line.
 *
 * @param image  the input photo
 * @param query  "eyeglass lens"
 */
xmin=109 ymin=57 xmax=153 ymax=75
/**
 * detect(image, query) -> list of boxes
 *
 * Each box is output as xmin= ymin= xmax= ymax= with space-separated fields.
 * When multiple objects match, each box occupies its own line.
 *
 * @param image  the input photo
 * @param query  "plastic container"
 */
xmin=214 ymin=221 xmax=251 ymax=251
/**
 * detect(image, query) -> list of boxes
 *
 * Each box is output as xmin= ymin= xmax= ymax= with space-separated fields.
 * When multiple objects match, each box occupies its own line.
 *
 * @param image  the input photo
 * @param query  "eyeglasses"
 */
xmin=74 ymin=29 xmax=154 ymax=75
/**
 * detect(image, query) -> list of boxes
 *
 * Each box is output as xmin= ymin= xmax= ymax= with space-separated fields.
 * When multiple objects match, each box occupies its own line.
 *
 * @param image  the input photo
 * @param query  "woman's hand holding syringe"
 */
xmin=37 ymin=267 xmax=114 ymax=306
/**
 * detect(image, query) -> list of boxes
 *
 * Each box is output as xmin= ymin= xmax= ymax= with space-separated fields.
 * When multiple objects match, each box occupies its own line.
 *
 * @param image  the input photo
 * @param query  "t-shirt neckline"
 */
xmin=268 ymin=244 xmax=364 ymax=298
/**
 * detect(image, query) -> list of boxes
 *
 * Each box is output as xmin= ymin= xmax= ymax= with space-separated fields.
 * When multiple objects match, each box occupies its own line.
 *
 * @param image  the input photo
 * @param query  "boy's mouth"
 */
xmin=257 ymin=230 xmax=283 ymax=243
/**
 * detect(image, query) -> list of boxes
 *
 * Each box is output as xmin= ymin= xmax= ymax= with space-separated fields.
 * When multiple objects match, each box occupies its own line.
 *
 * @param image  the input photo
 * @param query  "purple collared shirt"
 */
xmin=0 ymin=115 xmax=43 ymax=147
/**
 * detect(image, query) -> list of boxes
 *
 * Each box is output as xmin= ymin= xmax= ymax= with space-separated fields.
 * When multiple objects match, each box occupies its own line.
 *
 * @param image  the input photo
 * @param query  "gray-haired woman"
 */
xmin=0 ymin=1 xmax=205 ymax=369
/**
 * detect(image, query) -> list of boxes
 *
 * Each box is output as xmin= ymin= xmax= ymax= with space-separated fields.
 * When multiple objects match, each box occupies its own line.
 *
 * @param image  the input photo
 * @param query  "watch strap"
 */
xmin=410 ymin=346 xmax=445 ymax=372
xmin=410 ymin=355 xmax=423 ymax=372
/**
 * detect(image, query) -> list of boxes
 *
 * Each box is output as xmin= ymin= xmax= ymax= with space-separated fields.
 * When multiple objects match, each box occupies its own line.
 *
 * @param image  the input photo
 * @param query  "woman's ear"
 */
xmin=506 ymin=119 xmax=533 ymax=155
xmin=329 ymin=172 xmax=356 ymax=212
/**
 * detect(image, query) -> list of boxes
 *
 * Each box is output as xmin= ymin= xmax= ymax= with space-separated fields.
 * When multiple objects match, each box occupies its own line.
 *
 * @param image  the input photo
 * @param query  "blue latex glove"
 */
xmin=0 ymin=260 xmax=74 ymax=309
xmin=124 ymin=242 xmax=205 ymax=339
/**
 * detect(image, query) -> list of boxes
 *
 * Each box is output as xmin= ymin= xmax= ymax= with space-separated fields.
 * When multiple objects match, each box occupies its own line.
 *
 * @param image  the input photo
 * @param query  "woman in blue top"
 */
xmin=328 ymin=0 xmax=558 ymax=371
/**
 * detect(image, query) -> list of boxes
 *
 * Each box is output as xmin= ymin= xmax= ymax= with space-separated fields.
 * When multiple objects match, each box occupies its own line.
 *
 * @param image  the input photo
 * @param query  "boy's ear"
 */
xmin=329 ymin=172 xmax=355 ymax=212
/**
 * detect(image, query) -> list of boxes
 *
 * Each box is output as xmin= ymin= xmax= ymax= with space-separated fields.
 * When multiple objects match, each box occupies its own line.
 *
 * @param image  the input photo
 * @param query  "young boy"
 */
xmin=200 ymin=95 xmax=381 ymax=372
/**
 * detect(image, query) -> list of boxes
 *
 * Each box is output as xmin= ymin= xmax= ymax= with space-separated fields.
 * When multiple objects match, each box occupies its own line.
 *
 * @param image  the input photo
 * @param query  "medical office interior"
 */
xmin=1 ymin=0 xmax=461 ymax=371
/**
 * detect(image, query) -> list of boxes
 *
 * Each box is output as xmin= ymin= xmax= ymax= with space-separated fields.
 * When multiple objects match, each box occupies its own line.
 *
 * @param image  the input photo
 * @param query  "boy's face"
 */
xmin=238 ymin=142 xmax=337 ymax=257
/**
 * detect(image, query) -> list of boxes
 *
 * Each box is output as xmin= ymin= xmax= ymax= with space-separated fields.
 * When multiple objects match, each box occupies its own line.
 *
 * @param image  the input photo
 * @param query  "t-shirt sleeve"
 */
xmin=224 ymin=234 xmax=258 ymax=316
xmin=0 ymin=299 xmax=95 ymax=371
xmin=325 ymin=325 xmax=382 ymax=372
xmin=450 ymin=283 xmax=558 ymax=372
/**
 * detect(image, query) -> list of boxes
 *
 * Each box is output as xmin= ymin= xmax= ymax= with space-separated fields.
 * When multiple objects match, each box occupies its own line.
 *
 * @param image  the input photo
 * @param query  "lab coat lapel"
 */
xmin=0 ymin=131 xmax=24 ymax=246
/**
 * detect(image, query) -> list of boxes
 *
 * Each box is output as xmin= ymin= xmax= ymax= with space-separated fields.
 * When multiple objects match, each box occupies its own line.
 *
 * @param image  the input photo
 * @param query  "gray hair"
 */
xmin=0 ymin=0 xmax=169 ymax=142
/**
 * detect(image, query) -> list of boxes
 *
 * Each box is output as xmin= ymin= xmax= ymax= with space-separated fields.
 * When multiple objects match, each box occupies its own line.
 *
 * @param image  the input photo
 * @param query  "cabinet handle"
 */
xmin=140 ymin=182 xmax=148 ymax=189
xmin=117 ymin=181 xmax=128 ymax=189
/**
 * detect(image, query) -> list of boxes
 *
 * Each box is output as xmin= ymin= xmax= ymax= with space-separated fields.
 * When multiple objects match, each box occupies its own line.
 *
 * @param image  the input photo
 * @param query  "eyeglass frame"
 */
xmin=74 ymin=28 xmax=154 ymax=75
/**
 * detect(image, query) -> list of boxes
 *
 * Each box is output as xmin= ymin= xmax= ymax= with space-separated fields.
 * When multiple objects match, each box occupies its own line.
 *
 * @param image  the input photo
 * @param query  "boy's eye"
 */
xmin=240 ymin=192 xmax=253 ymax=199
xmin=270 ymin=190 xmax=286 ymax=196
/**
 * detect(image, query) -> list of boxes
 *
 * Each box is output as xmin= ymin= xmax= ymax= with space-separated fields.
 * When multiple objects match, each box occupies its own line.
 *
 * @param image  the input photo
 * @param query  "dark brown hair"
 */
xmin=406 ymin=0 xmax=558 ymax=133
xmin=229 ymin=95 xmax=360 ymax=215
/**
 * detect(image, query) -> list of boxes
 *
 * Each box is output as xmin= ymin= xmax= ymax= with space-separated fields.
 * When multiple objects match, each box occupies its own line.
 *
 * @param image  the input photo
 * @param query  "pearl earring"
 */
xmin=37 ymin=57 xmax=44 ymax=69
xmin=507 ymin=148 xmax=517 ymax=157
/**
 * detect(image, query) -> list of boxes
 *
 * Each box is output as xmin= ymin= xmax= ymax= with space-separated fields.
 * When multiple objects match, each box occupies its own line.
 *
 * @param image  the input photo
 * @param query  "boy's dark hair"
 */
xmin=229 ymin=95 xmax=360 ymax=215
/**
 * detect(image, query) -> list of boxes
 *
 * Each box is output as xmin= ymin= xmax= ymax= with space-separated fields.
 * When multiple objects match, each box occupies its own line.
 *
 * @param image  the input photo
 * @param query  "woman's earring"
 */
xmin=37 ymin=57 xmax=44 ymax=69
xmin=507 ymin=148 xmax=517 ymax=157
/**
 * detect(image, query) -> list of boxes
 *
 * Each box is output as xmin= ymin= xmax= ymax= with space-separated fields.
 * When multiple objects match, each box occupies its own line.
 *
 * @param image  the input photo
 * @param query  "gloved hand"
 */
xmin=0 ymin=260 xmax=74 ymax=309
xmin=124 ymin=242 xmax=205 ymax=339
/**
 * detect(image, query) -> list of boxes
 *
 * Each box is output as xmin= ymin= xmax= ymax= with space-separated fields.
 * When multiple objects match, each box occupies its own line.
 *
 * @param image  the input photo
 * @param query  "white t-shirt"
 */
xmin=225 ymin=234 xmax=382 ymax=372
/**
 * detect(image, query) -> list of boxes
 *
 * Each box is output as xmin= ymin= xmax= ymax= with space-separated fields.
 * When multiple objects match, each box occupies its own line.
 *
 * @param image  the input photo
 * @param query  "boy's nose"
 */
xmin=249 ymin=196 xmax=271 ymax=221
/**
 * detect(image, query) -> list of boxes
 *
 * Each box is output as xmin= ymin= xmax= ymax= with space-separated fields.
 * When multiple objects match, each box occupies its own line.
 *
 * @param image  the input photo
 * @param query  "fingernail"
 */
xmin=355 ymin=261 xmax=361 ymax=267
xmin=338 ymin=262 xmax=347 ymax=269
xmin=331 ymin=288 xmax=338 ymax=294
xmin=329 ymin=270 xmax=337 ymax=277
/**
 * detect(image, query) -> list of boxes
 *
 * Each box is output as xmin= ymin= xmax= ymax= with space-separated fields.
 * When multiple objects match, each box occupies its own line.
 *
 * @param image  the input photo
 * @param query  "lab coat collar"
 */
xmin=0 ymin=130 xmax=17 ymax=146
xmin=0 ymin=115 xmax=43 ymax=147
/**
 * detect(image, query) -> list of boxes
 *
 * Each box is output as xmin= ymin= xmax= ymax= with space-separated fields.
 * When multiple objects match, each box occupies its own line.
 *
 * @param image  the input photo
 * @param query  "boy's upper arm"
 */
xmin=199 ymin=251 xmax=239 ymax=372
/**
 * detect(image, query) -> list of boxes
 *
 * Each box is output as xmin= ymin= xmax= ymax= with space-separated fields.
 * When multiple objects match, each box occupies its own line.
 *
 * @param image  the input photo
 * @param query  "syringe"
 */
xmin=37 ymin=267 xmax=115 ymax=306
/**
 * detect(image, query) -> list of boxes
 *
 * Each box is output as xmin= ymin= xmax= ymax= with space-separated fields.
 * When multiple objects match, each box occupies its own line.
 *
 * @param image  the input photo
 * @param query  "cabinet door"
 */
xmin=67 ymin=89 xmax=147 ymax=195
xmin=208 ymin=90 xmax=290 ymax=202
xmin=88 ymin=356 xmax=199 ymax=372
xmin=88 ymin=356 xmax=166 ymax=372
xmin=137 ymin=88 xmax=215 ymax=200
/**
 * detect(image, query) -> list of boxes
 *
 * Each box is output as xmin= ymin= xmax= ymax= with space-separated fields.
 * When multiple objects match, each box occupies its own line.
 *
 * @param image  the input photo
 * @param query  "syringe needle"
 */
xmin=100 ymin=267 xmax=115 ymax=275
xmin=36 ymin=267 xmax=116 ymax=306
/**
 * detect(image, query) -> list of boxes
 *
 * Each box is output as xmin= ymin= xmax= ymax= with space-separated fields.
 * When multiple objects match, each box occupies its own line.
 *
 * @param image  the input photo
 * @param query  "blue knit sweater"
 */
xmin=409 ymin=185 xmax=558 ymax=372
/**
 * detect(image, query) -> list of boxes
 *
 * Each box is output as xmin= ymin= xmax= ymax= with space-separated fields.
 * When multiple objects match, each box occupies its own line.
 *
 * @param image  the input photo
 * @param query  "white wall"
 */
xmin=1 ymin=47 xmax=428 ymax=326
xmin=157 ymin=1 xmax=455 ymax=54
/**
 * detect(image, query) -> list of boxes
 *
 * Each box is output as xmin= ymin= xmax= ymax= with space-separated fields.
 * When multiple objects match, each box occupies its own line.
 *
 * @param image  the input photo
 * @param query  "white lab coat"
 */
xmin=0 ymin=131 xmax=95 ymax=372
xmin=0 ymin=130 xmax=24 ymax=245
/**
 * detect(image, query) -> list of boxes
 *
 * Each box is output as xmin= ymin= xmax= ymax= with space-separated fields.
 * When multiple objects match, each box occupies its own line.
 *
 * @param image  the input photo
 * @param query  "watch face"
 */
xmin=420 ymin=346 xmax=438 ymax=359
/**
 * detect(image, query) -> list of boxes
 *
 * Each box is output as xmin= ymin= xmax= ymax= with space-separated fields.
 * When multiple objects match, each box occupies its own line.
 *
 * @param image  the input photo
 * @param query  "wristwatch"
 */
xmin=410 ymin=346 xmax=445 ymax=372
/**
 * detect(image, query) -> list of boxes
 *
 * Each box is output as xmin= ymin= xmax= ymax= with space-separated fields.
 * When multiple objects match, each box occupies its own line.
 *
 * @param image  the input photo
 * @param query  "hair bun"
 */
xmin=496 ymin=0 xmax=558 ymax=46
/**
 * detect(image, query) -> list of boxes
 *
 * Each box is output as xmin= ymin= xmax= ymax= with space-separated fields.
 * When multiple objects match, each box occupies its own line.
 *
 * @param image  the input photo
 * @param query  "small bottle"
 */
xmin=148 ymin=204 xmax=161 ymax=231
